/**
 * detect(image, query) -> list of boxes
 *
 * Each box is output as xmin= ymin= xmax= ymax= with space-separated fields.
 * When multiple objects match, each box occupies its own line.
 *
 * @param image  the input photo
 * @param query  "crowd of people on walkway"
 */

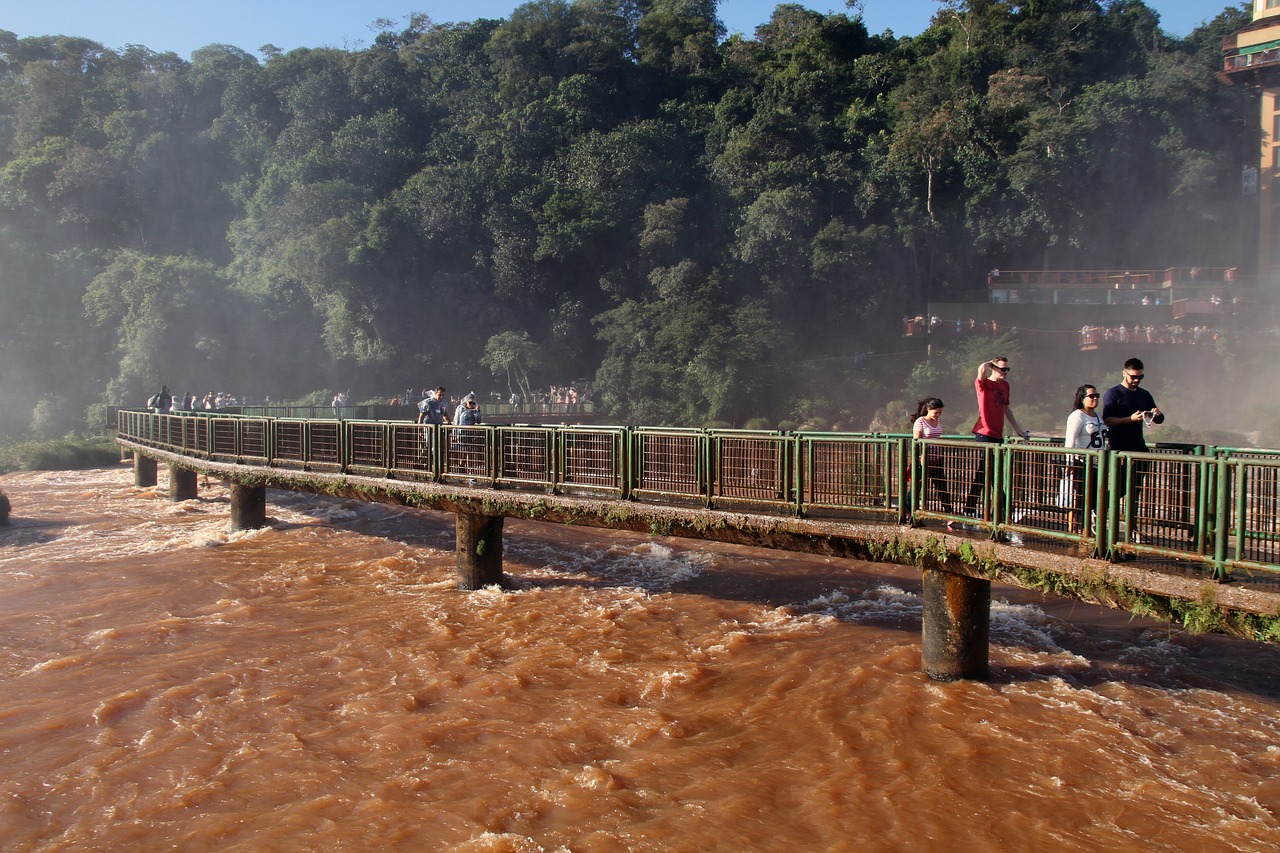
xmin=1079 ymin=324 xmax=1219 ymax=346
xmin=146 ymin=387 xmax=242 ymax=412
xmin=903 ymin=315 xmax=1013 ymax=337
xmin=386 ymin=384 xmax=590 ymax=412
xmin=911 ymin=354 xmax=1162 ymax=544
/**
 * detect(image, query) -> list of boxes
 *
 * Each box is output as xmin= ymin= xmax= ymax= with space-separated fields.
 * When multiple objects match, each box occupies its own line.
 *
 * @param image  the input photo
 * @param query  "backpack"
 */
xmin=146 ymin=394 xmax=159 ymax=409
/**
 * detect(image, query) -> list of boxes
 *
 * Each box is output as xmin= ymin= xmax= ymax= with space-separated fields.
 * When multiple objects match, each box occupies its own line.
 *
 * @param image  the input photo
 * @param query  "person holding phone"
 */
xmin=1103 ymin=357 xmax=1165 ymax=552
xmin=1103 ymin=357 xmax=1163 ymax=453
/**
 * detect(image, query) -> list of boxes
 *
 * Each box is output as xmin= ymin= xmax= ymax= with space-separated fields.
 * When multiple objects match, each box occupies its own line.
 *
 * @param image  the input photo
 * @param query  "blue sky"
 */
xmin=2 ymin=1 xmax=1235 ymax=59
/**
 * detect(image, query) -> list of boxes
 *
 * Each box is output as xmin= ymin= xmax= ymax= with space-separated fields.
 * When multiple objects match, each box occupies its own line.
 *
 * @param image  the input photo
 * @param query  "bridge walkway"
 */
xmin=115 ymin=413 xmax=1280 ymax=681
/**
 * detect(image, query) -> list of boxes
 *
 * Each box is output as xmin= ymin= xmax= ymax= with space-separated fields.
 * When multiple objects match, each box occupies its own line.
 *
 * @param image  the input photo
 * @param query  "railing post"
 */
xmin=1214 ymin=458 xmax=1232 ymax=581
xmin=904 ymin=436 xmax=918 ymax=525
xmin=921 ymin=568 xmax=991 ymax=681
xmin=993 ymin=443 xmax=1009 ymax=537
xmin=455 ymin=510 xmax=504 ymax=590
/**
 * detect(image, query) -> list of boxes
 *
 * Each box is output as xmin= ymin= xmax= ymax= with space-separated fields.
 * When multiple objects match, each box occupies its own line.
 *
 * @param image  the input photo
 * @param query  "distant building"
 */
xmin=908 ymin=267 xmax=1247 ymax=352
xmin=1220 ymin=1 xmax=1280 ymax=290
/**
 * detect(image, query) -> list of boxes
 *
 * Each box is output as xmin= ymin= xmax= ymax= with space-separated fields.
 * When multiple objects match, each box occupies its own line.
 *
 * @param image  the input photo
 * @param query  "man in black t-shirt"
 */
xmin=1103 ymin=357 xmax=1163 ymax=452
xmin=1102 ymin=358 xmax=1165 ymax=552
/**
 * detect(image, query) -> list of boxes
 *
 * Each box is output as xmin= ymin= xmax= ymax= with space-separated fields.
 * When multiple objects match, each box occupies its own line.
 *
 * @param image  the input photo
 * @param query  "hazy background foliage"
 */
xmin=0 ymin=1 xmax=1272 ymax=443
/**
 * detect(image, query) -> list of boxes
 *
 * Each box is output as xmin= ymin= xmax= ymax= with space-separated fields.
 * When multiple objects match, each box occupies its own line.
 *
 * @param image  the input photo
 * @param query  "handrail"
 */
xmin=116 ymin=411 xmax=1280 ymax=579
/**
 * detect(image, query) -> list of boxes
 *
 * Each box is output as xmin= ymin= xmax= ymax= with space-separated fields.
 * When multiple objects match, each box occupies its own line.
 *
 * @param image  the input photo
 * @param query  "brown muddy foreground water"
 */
xmin=1 ymin=466 xmax=1279 ymax=852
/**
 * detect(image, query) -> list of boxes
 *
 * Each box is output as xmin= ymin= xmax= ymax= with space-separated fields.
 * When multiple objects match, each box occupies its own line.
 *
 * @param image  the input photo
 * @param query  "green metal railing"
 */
xmin=116 ymin=411 xmax=1280 ymax=579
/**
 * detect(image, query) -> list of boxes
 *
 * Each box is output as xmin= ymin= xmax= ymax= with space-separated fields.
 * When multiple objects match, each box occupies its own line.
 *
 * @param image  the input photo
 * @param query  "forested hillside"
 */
xmin=0 ymin=1 xmax=1258 ymax=440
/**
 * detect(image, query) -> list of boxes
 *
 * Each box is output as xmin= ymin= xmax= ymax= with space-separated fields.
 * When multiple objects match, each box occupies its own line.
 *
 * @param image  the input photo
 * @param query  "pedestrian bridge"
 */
xmin=115 ymin=411 xmax=1280 ymax=680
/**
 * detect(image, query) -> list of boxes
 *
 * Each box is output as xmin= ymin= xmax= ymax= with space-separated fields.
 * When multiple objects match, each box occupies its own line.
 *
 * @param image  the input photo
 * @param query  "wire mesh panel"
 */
xmin=306 ymin=421 xmax=342 ymax=469
xmin=952 ymin=440 xmax=1000 ymax=524
xmin=1132 ymin=453 xmax=1205 ymax=552
xmin=390 ymin=423 xmax=436 ymax=480
xmin=498 ymin=426 xmax=554 ymax=488
xmin=211 ymin=418 xmax=238 ymax=459
xmin=1111 ymin=451 xmax=1211 ymax=559
xmin=910 ymin=440 xmax=962 ymax=520
xmin=159 ymin=415 xmax=182 ymax=448
xmin=710 ymin=430 xmax=790 ymax=508
xmin=998 ymin=440 xmax=1090 ymax=535
xmin=634 ymin=429 xmax=704 ymax=499
xmin=274 ymin=420 xmax=306 ymax=466
xmin=559 ymin=428 xmax=625 ymax=496
xmin=346 ymin=422 xmax=388 ymax=472
xmin=799 ymin=435 xmax=898 ymax=514
xmin=1231 ymin=459 xmax=1280 ymax=570
xmin=443 ymin=426 xmax=491 ymax=482
xmin=180 ymin=416 xmax=204 ymax=456
xmin=239 ymin=419 xmax=268 ymax=461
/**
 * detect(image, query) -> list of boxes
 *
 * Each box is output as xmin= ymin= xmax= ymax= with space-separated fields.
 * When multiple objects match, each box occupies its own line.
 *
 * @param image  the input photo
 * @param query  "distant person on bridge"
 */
xmin=417 ymin=387 xmax=451 ymax=425
xmin=147 ymin=386 xmax=172 ymax=413
xmin=963 ymin=357 xmax=1028 ymax=518
xmin=453 ymin=392 xmax=484 ymax=479
xmin=455 ymin=392 xmax=482 ymax=427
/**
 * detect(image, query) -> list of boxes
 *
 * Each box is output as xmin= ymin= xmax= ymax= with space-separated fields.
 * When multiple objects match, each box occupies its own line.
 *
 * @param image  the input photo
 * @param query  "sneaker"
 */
xmin=467 ymin=478 xmax=478 ymax=487
xmin=1005 ymin=532 xmax=1024 ymax=546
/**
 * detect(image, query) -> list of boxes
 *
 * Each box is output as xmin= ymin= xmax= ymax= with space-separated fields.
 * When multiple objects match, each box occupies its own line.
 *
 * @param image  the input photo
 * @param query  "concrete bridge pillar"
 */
xmin=169 ymin=465 xmax=198 ymax=501
xmin=133 ymin=455 xmax=157 ymax=487
xmin=455 ymin=510 xmax=504 ymax=590
xmin=229 ymin=483 xmax=267 ymax=530
xmin=921 ymin=568 xmax=991 ymax=681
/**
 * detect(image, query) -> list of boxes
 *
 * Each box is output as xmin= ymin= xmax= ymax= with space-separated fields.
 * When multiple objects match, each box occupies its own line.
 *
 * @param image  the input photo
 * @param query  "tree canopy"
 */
xmin=0 ymin=1 xmax=1261 ymax=439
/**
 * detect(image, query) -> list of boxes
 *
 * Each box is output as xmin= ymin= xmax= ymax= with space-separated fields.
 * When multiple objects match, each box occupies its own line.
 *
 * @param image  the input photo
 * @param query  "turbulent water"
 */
xmin=1 ymin=466 xmax=1279 ymax=852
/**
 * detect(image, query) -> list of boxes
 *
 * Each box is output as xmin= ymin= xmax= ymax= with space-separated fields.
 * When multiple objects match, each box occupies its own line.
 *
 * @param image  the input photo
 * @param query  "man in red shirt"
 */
xmin=963 ymin=357 xmax=1029 ymax=517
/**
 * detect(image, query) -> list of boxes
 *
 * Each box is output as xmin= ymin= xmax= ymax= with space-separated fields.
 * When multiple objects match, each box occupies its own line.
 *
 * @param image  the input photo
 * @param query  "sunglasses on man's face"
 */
xmin=1126 ymin=373 xmax=1144 ymax=381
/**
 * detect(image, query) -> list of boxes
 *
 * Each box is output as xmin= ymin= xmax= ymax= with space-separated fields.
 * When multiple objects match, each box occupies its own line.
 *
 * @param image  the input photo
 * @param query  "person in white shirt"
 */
xmin=1063 ymin=384 xmax=1105 ymax=534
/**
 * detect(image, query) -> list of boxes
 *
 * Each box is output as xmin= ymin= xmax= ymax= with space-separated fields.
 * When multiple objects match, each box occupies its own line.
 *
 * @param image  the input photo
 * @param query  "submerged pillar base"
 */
xmin=921 ymin=568 xmax=991 ymax=681
xmin=455 ymin=511 xmax=504 ymax=590
xmin=134 ymin=455 xmax=158 ymax=487
xmin=169 ymin=465 xmax=198 ymax=501
xmin=229 ymin=483 xmax=267 ymax=530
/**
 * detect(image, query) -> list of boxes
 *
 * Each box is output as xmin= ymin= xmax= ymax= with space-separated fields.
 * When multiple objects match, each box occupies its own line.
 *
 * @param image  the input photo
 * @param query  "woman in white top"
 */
xmin=911 ymin=397 xmax=956 ymax=526
xmin=1063 ymin=384 xmax=1105 ymax=533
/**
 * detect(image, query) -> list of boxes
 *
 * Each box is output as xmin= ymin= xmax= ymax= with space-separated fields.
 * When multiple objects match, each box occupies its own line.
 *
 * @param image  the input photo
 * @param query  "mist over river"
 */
xmin=2 ymin=466 xmax=1279 ymax=851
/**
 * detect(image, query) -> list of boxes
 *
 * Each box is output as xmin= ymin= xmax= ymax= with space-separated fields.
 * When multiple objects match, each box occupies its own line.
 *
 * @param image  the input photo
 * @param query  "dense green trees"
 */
xmin=0 ymin=1 xmax=1261 ymax=440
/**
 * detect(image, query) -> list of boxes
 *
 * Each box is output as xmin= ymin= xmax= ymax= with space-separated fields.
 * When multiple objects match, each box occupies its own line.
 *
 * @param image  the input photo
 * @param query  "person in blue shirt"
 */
xmin=417 ymin=387 xmax=451 ymax=425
